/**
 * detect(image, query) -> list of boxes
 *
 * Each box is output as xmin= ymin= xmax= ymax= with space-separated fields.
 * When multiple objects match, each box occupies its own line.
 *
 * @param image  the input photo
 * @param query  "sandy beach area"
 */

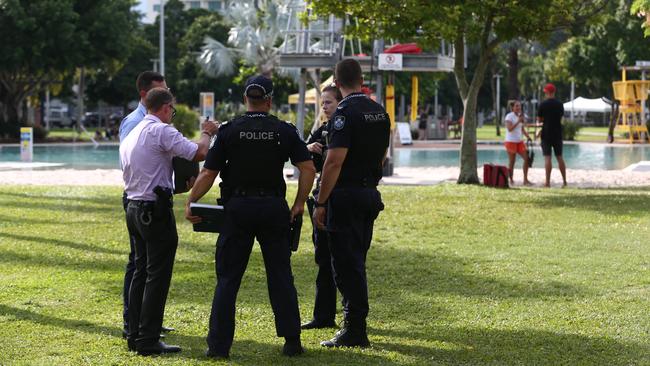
xmin=0 ymin=166 xmax=649 ymax=188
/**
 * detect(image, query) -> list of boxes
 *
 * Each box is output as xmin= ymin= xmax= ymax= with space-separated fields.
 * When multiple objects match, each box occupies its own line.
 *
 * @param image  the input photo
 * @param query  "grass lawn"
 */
xmin=475 ymin=125 xmax=616 ymax=143
xmin=1 ymin=184 xmax=649 ymax=365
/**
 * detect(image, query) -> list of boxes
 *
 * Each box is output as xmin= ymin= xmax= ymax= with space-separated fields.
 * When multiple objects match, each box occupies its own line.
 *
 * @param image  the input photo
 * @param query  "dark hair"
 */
xmin=335 ymin=59 xmax=363 ymax=89
xmin=322 ymin=85 xmax=342 ymax=101
xmin=145 ymin=87 xmax=173 ymax=112
xmin=136 ymin=71 xmax=165 ymax=93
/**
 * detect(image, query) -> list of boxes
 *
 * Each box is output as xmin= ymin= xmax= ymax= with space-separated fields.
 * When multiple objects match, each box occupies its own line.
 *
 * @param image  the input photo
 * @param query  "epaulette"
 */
xmin=218 ymin=120 xmax=232 ymax=130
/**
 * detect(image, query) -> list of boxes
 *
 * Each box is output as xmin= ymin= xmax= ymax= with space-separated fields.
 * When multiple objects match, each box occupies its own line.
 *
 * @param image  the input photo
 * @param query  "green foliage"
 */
xmin=309 ymin=0 xmax=605 ymax=183
xmin=546 ymin=1 xmax=650 ymax=99
xmin=0 ymin=0 xmax=139 ymax=135
xmin=172 ymin=104 xmax=199 ymax=138
xmin=32 ymin=125 xmax=49 ymax=141
xmin=562 ymin=119 xmax=582 ymax=141
xmin=631 ymin=0 xmax=650 ymax=36
xmin=1 ymin=185 xmax=650 ymax=364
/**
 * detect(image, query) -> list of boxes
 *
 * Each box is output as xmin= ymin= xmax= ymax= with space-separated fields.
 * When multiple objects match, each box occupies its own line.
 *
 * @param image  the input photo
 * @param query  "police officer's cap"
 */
xmin=244 ymin=75 xmax=274 ymax=100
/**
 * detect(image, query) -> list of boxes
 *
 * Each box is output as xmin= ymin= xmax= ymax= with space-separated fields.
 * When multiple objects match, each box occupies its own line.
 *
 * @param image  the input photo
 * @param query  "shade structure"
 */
xmin=563 ymin=97 xmax=612 ymax=113
xmin=288 ymin=76 xmax=334 ymax=104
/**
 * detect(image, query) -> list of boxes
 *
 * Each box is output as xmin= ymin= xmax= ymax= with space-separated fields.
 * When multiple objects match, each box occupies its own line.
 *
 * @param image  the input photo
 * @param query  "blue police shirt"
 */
xmin=119 ymin=102 xmax=147 ymax=141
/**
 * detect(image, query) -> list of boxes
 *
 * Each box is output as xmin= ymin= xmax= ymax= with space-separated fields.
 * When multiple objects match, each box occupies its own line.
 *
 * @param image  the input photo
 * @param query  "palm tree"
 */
xmin=197 ymin=0 xmax=293 ymax=78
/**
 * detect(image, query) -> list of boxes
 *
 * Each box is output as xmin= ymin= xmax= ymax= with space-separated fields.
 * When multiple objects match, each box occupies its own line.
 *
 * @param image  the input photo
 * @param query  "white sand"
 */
xmin=0 ymin=166 xmax=649 ymax=188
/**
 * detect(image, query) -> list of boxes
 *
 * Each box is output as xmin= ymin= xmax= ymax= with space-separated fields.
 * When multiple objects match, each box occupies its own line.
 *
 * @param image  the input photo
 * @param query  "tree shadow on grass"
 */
xmin=370 ymin=325 xmax=649 ymax=365
xmin=0 ymin=190 xmax=119 ymax=206
xmin=523 ymin=191 xmax=650 ymax=217
xmin=0 ymin=213 xmax=99 ymax=226
xmin=368 ymin=244 xmax=586 ymax=300
xmin=168 ymin=333 xmax=403 ymax=365
xmin=0 ymin=303 xmax=401 ymax=365
xmin=0 ymin=199 xmax=115 ymax=214
xmin=0 ymin=303 xmax=120 ymax=338
xmin=0 ymin=232 xmax=124 ymax=256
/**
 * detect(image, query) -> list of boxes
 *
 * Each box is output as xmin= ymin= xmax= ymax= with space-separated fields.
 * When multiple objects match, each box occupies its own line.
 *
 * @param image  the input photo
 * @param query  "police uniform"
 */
xmin=203 ymin=110 xmax=311 ymax=356
xmin=304 ymin=124 xmax=338 ymax=328
xmin=322 ymin=91 xmax=390 ymax=345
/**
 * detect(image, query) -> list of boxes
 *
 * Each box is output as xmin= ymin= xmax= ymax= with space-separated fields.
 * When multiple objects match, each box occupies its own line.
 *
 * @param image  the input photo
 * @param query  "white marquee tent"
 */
xmin=563 ymin=97 xmax=612 ymax=113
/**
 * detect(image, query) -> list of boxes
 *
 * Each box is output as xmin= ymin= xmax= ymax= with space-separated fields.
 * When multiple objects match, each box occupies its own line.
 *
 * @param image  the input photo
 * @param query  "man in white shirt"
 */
xmin=121 ymin=87 xmax=217 ymax=356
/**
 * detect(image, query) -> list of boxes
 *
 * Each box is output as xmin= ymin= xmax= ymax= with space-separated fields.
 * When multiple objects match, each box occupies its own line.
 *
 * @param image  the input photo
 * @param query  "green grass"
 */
xmin=1 ymin=185 xmax=649 ymax=365
xmin=475 ymin=125 xmax=616 ymax=143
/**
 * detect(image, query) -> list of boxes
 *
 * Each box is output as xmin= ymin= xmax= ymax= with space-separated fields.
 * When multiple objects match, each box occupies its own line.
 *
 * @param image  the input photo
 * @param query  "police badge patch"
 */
xmin=333 ymin=115 xmax=345 ymax=130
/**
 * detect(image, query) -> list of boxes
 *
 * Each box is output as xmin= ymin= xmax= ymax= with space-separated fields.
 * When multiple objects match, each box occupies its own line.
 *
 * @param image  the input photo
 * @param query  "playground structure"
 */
xmin=611 ymin=66 xmax=650 ymax=143
xmin=278 ymin=1 xmax=455 ymax=175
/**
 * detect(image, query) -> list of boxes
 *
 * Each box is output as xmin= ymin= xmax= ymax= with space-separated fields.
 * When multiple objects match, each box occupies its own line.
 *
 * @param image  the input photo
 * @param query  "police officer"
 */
xmin=121 ymin=87 xmax=218 ymax=355
xmin=185 ymin=75 xmax=316 ymax=359
xmin=302 ymin=85 xmax=342 ymax=330
xmin=312 ymin=59 xmax=390 ymax=348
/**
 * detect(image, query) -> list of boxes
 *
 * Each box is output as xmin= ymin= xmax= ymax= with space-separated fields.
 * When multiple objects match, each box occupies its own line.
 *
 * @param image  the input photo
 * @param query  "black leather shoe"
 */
xmin=283 ymin=337 xmax=304 ymax=356
xmin=161 ymin=326 xmax=175 ymax=333
xmin=136 ymin=341 xmax=181 ymax=356
xmin=321 ymin=327 xmax=370 ymax=348
xmin=301 ymin=319 xmax=337 ymax=330
xmin=127 ymin=338 xmax=136 ymax=352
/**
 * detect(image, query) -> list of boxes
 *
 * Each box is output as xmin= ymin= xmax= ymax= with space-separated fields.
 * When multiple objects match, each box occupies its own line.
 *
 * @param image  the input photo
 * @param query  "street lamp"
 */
xmin=159 ymin=0 xmax=165 ymax=76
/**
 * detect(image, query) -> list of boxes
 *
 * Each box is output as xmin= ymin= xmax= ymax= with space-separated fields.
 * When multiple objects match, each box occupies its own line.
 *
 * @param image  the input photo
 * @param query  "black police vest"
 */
xmin=220 ymin=114 xmax=288 ymax=192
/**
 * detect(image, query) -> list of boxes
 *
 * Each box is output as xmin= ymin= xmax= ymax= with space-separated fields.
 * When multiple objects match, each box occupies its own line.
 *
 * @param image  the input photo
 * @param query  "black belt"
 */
xmin=232 ymin=187 xmax=283 ymax=197
xmin=336 ymin=177 xmax=377 ymax=189
xmin=127 ymin=200 xmax=156 ymax=208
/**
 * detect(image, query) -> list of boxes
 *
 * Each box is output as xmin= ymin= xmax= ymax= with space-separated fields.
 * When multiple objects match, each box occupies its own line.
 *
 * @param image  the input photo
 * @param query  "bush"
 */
xmin=172 ymin=104 xmax=199 ymax=138
xmin=562 ymin=119 xmax=581 ymax=141
xmin=33 ymin=125 xmax=49 ymax=141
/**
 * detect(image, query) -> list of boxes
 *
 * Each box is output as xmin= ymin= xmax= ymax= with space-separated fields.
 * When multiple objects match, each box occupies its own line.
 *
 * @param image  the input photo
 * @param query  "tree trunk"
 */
xmin=507 ymin=46 xmax=519 ymax=100
xmin=457 ymin=51 xmax=493 ymax=184
xmin=457 ymin=87 xmax=481 ymax=184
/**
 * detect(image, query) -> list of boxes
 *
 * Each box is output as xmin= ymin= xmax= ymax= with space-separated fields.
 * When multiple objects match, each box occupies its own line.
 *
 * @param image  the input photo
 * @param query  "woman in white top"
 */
xmin=504 ymin=100 xmax=532 ymax=185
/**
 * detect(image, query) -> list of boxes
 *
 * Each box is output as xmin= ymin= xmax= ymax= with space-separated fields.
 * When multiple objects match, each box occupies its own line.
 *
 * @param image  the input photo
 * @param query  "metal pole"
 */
xmin=570 ymin=80 xmax=575 ymax=121
xmin=295 ymin=68 xmax=307 ymax=178
xmin=642 ymin=71 xmax=646 ymax=127
xmin=160 ymin=0 xmax=165 ymax=76
xmin=495 ymin=74 xmax=501 ymax=125
xmin=45 ymin=89 xmax=50 ymax=130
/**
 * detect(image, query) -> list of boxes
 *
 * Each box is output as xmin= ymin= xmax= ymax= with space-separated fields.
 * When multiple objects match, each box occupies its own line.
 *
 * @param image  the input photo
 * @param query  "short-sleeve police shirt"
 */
xmin=204 ymin=112 xmax=310 ymax=190
xmin=327 ymin=92 xmax=390 ymax=186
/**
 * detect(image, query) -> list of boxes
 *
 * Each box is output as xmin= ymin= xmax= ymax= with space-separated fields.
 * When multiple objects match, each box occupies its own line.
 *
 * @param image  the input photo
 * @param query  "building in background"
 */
xmin=139 ymin=0 xmax=229 ymax=23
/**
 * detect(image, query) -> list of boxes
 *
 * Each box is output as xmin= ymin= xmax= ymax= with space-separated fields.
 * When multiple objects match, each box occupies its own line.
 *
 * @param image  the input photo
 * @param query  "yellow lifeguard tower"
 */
xmin=612 ymin=68 xmax=650 ymax=143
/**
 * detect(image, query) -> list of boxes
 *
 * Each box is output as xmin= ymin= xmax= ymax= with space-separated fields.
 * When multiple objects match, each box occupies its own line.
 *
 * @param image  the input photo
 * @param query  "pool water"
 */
xmin=394 ymin=144 xmax=650 ymax=170
xmin=1 ymin=143 xmax=650 ymax=170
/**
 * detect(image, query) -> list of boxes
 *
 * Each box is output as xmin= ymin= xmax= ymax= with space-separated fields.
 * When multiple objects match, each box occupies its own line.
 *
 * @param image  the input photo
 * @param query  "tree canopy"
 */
xmin=0 ymin=0 xmax=138 ymax=136
xmin=309 ymin=0 xmax=606 ymax=183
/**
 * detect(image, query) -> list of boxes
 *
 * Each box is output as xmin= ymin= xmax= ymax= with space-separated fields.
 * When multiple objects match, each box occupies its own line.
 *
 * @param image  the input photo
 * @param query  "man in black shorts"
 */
xmin=537 ymin=83 xmax=567 ymax=187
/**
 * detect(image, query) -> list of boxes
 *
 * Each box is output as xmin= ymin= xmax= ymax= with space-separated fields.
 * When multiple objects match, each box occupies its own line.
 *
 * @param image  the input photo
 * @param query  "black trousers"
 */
xmin=307 ymin=197 xmax=338 ymax=323
xmin=126 ymin=200 xmax=178 ymax=345
xmin=122 ymin=192 xmax=136 ymax=332
xmin=207 ymin=196 xmax=300 ymax=355
xmin=326 ymin=187 xmax=383 ymax=326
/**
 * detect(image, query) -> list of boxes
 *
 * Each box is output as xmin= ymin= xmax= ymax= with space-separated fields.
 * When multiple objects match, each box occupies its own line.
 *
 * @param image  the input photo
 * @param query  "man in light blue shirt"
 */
xmin=119 ymin=71 xmax=171 ymax=339
xmin=119 ymin=71 xmax=167 ymax=141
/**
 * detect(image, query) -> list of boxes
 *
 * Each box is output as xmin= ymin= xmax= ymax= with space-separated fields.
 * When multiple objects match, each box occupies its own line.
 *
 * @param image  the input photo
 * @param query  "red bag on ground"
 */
xmin=483 ymin=164 xmax=509 ymax=188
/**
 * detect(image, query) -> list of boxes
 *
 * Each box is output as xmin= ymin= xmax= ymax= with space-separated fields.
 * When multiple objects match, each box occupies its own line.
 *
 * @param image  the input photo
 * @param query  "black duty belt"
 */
xmin=336 ymin=177 xmax=377 ymax=189
xmin=232 ymin=187 xmax=283 ymax=197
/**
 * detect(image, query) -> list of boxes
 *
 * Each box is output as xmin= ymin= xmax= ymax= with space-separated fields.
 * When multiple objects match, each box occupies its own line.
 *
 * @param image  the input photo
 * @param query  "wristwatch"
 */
xmin=315 ymin=201 xmax=327 ymax=208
